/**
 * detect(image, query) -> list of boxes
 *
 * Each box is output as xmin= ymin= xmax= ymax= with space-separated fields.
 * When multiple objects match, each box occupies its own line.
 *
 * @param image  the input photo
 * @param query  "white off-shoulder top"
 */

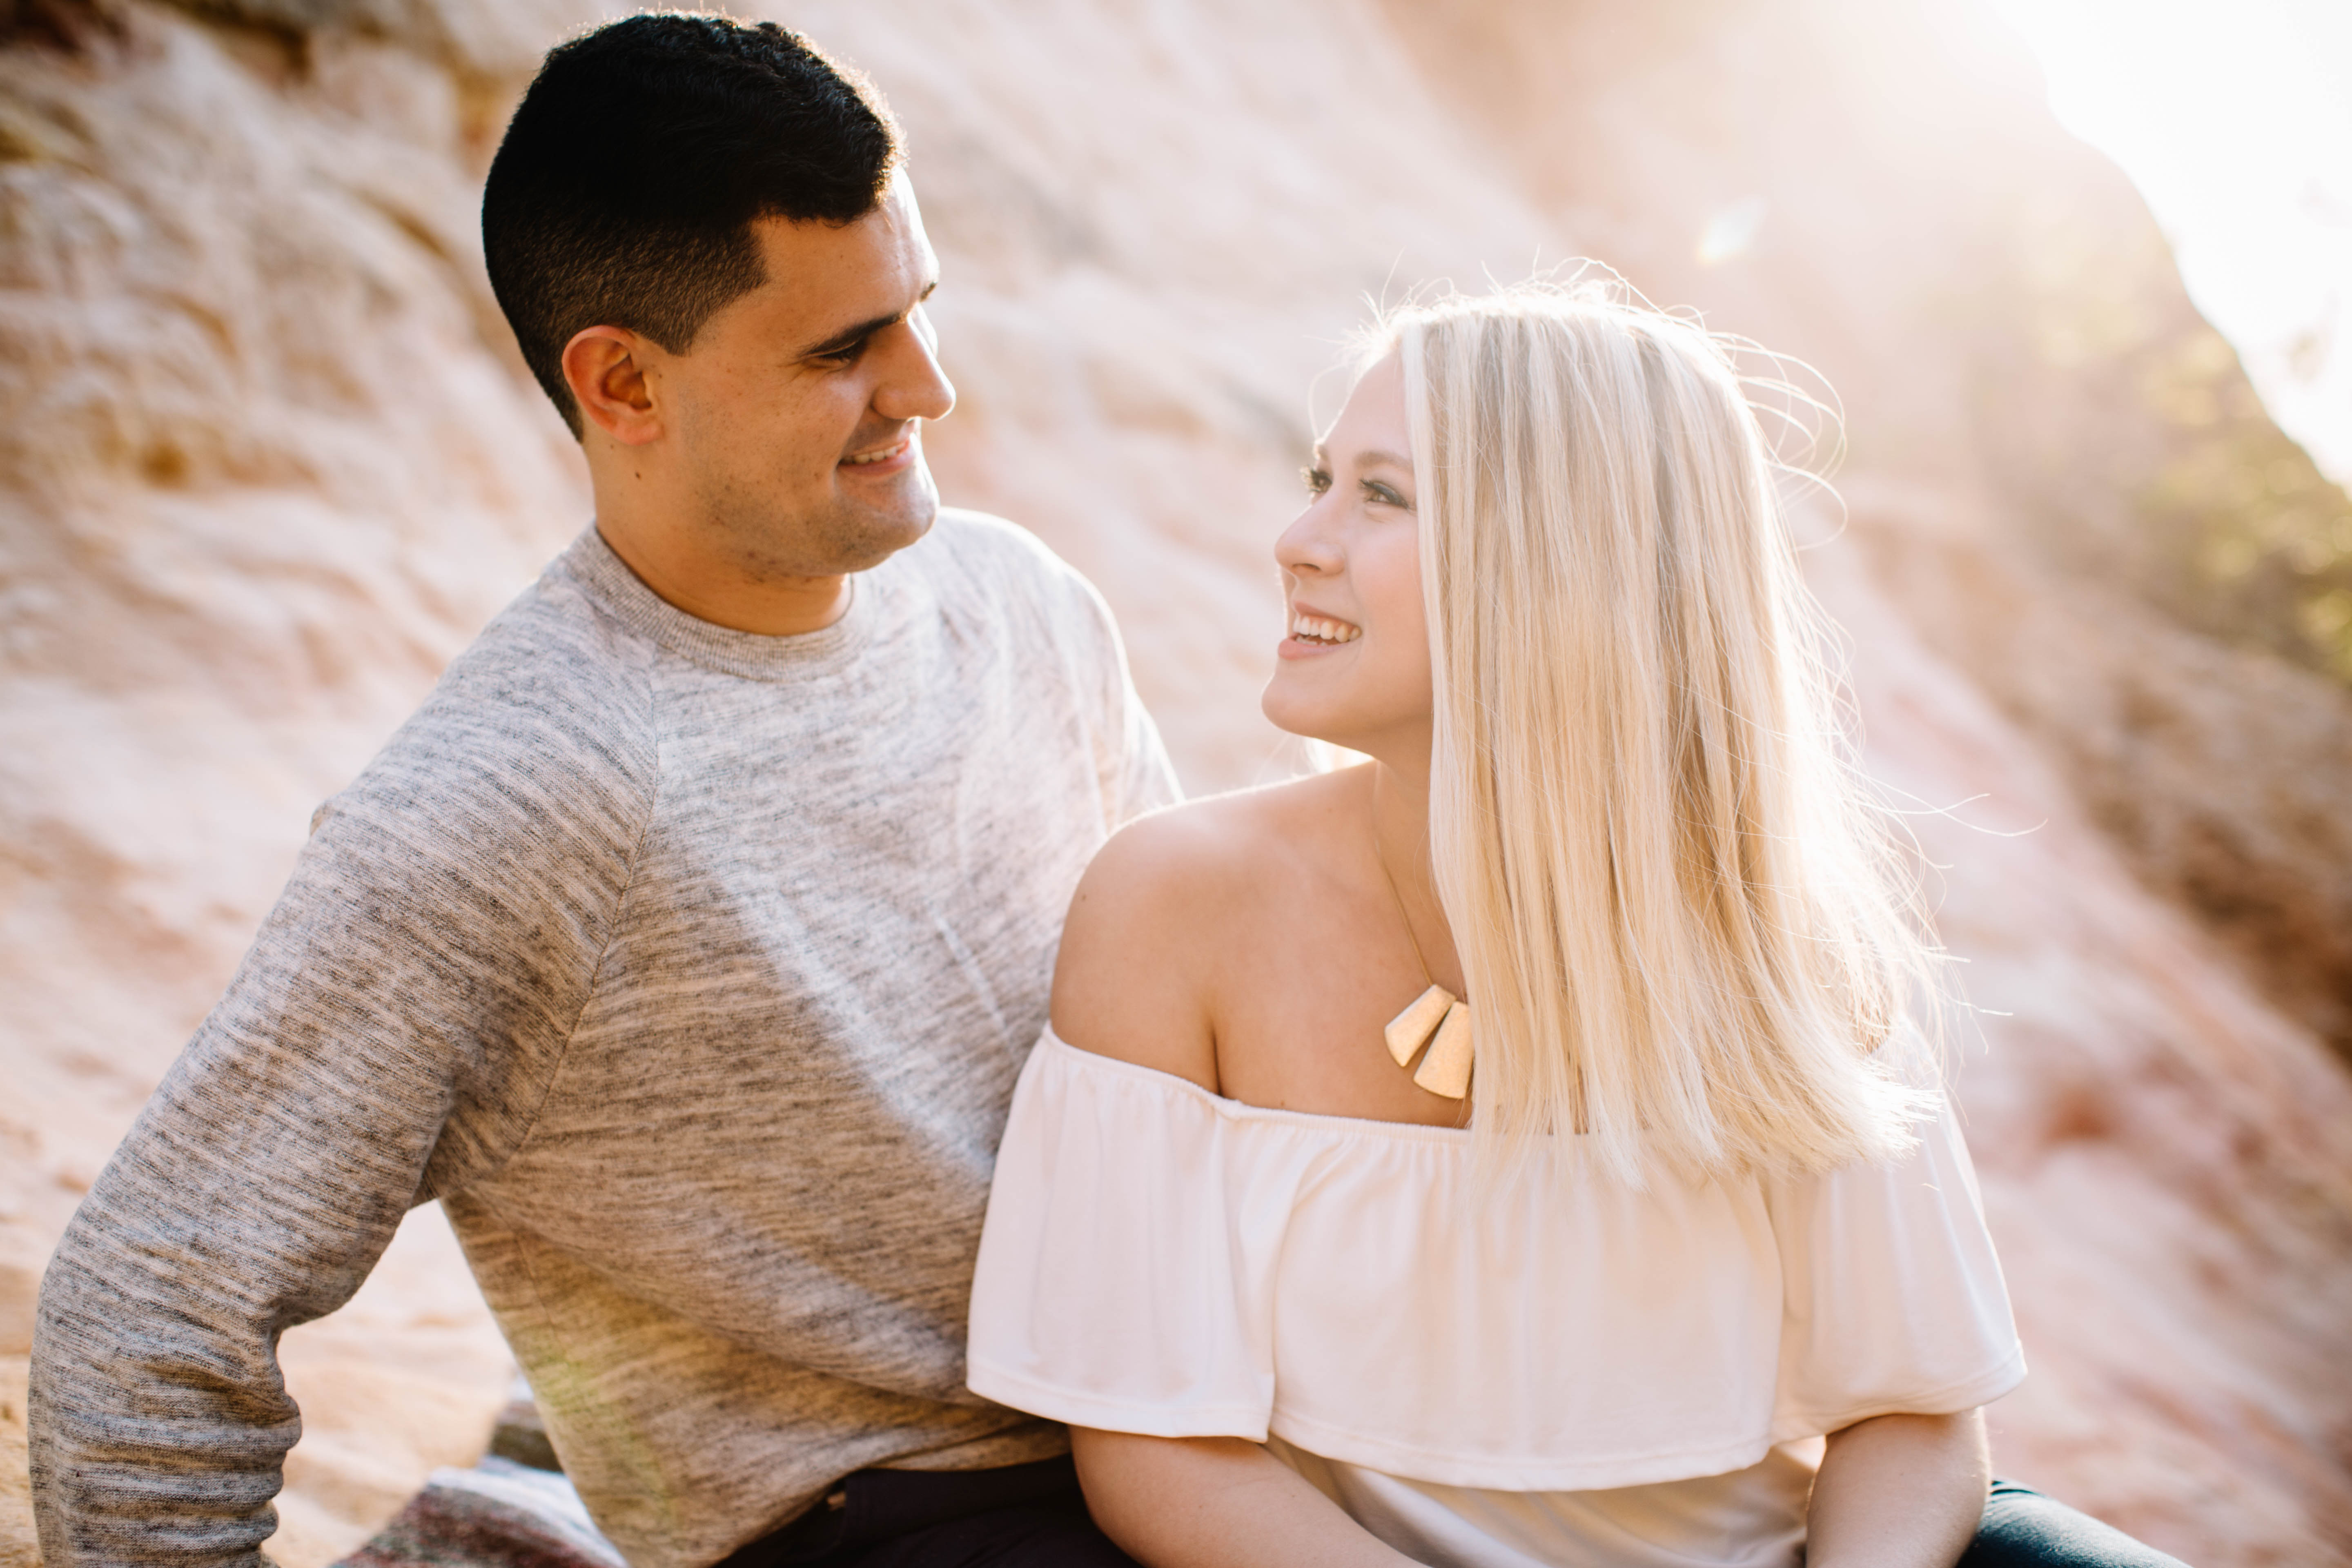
xmin=968 ymin=1029 xmax=2026 ymax=1568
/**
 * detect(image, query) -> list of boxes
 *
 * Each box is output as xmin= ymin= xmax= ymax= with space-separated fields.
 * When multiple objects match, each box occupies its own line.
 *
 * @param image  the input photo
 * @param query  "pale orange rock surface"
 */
xmin=2 ymin=2 xmax=2348 ymax=1566
xmin=3 ymin=1358 xmax=30 ymax=1568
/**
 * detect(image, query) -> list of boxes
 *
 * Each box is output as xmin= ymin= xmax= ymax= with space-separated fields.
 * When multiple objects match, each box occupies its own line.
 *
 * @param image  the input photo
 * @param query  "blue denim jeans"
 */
xmin=1961 ymin=1479 xmax=2193 ymax=1566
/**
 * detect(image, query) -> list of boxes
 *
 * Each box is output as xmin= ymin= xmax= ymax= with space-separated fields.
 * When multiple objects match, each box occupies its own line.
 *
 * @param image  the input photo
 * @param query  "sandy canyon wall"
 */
xmin=3 ymin=0 xmax=2350 ymax=1564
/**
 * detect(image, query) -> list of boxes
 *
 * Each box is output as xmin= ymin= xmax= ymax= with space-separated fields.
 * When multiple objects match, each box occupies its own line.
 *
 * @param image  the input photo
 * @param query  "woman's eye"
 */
xmin=1301 ymin=466 xmax=1333 ymax=495
xmin=1363 ymin=480 xmax=1410 ymax=510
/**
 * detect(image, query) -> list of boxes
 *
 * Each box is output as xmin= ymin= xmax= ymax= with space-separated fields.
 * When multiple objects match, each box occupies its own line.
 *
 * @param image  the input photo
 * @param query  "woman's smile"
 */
xmin=1281 ymin=605 xmax=1363 ymax=658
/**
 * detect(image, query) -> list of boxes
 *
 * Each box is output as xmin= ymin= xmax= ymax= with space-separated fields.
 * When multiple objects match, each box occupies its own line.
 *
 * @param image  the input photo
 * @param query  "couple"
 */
xmin=28 ymin=16 xmax=2184 ymax=1568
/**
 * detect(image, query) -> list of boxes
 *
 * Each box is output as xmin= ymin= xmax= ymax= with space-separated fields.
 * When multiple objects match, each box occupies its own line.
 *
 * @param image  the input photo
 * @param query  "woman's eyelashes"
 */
xmin=1300 ymin=465 xmax=1412 ymax=512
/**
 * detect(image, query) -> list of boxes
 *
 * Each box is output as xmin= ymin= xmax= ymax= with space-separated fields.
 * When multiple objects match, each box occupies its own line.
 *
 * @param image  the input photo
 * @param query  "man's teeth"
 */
xmin=1289 ymin=613 xmax=1362 ymax=645
xmin=843 ymin=440 xmax=908 ymax=466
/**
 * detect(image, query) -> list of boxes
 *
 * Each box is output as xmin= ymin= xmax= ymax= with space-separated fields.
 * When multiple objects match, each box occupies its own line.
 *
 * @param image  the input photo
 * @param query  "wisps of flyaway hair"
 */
xmin=1380 ymin=274 xmax=1943 ymax=1183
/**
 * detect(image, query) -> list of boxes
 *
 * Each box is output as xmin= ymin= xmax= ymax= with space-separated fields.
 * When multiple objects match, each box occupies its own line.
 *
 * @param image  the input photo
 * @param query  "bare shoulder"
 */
xmin=1051 ymin=773 xmax=1355 ymax=1091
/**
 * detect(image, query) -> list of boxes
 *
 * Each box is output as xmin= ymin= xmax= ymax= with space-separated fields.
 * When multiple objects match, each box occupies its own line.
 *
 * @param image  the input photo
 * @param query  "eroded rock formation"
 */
xmin=2 ymin=1 xmax=2348 ymax=1563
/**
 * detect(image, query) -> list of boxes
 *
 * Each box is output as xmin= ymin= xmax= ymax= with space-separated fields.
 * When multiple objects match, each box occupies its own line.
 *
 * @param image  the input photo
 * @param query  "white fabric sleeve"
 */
xmin=1765 ymin=1090 xmax=2027 ymax=1439
xmin=967 ymin=1038 xmax=1276 ymax=1439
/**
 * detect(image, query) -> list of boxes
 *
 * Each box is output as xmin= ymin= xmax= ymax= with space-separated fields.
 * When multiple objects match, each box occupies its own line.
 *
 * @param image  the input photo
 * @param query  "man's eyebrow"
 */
xmin=800 ymin=278 xmax=939 ymax=359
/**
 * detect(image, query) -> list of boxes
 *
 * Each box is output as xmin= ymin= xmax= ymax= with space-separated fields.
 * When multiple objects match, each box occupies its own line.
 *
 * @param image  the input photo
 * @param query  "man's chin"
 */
xmin=832 ymin=470 xmax=940 ymax=570
xmin=839 ymin=503 xmax=935 ymax=574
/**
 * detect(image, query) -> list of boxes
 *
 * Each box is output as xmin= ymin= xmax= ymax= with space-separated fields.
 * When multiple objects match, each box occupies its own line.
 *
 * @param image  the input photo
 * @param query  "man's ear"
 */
xmin=562 ymin=326 xmax=665 ymax=446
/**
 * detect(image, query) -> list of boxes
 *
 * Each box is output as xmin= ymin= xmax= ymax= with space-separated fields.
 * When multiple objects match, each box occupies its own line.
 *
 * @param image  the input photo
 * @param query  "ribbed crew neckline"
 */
xmin=557 ymin=524 xmax=881 ymax=681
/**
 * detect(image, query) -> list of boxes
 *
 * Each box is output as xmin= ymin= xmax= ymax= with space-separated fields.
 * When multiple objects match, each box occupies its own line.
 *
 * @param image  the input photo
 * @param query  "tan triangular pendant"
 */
xmin=1412 ymin=1000 xmax=1474 ymax=1099
xmin=1384 ymin=984 xmax=1456 ymax=1067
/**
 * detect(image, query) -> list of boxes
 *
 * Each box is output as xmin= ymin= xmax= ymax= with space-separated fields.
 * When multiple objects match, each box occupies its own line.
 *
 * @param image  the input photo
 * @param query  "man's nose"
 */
xmin=873 ymin=312 xmax=956 ymax=424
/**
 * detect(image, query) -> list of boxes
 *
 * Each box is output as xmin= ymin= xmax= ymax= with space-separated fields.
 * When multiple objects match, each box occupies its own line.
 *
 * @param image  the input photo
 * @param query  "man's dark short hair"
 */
xmin=483 ymin=14 xmax=901 ymax=437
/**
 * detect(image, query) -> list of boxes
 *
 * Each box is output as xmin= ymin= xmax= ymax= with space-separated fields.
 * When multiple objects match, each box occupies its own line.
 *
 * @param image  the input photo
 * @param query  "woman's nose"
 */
xmin=1274 ymin=500 xmax=1343 ymax=579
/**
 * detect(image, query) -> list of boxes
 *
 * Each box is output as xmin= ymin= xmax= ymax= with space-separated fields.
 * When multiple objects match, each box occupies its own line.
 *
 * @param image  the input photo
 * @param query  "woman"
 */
xmin=965 ymin=283 xmax=2170 ymax=1568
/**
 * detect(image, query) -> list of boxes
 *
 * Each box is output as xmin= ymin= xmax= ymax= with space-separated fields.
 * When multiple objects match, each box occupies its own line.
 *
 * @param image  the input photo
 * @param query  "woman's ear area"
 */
xmin=561 ymin=325 xmax=666 ymax=446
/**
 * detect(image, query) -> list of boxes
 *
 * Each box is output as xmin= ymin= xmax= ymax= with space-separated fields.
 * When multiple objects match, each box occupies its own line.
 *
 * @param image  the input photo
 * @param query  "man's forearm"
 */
xmin=30 ymin=1102 xmax=415 ymax=1567
xmin=29 ymin=746 xmax=627 ymax=1564
xmin=1806 ymin=1408 xmax=1990 ymax=1568
xmin=1071 ymin=1429 xmax=1423 ymax=1568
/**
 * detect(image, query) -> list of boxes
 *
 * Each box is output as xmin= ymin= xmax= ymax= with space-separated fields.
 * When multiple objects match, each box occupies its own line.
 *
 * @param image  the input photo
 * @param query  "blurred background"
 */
xmin=1 ymin=0 xmax=2349 ymax=1564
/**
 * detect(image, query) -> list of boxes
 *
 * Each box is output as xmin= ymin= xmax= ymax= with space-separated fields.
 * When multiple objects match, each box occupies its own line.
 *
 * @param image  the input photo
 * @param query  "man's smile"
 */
xmin=841 ymin=428 xmax=917 ymax=469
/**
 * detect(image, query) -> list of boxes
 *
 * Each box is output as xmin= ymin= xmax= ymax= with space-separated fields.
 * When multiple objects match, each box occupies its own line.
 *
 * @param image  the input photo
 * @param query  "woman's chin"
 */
xmin=1259 ymin=685 xmax=1316 ymax=742
xmin=1260 ymin=685 xmax=1356 ymax=752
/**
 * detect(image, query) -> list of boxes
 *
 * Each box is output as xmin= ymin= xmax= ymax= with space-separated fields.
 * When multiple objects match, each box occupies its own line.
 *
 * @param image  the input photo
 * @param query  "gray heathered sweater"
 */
xmin=29 ymin=512 xmax=1179 ymax=1568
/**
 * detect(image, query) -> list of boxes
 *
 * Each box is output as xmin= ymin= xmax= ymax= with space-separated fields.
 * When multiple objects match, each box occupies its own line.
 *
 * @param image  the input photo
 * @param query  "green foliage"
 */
xmin=2134 ymin=329 xmax=2352 ymax=682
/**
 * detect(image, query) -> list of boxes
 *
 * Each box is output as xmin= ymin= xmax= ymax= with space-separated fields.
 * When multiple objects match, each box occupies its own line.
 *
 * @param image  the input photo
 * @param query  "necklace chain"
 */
xmin=1371 ymin=825 xmax=1439 ymax=992
xmin=1370 ymin=773 xmax=1451 ymax=997
xmin=1369 ymin=777 xmax=1475 ymax=1101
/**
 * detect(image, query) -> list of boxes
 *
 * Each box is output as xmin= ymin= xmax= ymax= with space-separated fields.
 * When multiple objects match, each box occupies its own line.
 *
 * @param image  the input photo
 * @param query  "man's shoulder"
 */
xmin=927 ymin=505 xmax=1069 ymax=573
xmin=420 ymin=558 xmax=656 ymax=749
xmin=442 ymin=548 xmax=656 ymax=695
xmin=327 ymin=549 xmax=661 ymax=835
xmin=916 ymin=508 xmax=1105 ymax=622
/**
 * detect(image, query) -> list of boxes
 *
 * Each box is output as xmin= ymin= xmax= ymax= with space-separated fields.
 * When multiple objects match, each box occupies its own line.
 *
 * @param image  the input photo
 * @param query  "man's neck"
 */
xmin=594 ymin=520 xmax=853 ymax=638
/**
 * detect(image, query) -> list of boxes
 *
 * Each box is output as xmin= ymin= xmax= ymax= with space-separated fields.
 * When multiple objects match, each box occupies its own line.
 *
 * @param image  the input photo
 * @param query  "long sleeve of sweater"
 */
xmin=28 ymin=592 xmax=657 ymax=1568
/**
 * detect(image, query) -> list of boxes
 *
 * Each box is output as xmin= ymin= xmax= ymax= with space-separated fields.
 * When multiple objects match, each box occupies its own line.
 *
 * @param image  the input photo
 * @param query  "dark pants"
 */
xmin=719 ymin=1458 xmax=2188 ymax=1568
xmin=1962 ymin=1479 xmax=2192 ymax=1566
xmin=716 ymin=1457 xmax=1135 ymax=1568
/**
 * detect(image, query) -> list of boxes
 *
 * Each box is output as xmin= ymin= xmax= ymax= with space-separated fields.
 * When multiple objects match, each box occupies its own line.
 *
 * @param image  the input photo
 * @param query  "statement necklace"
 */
xmin=1372 ymin=832 xmax=1475 ymax=1099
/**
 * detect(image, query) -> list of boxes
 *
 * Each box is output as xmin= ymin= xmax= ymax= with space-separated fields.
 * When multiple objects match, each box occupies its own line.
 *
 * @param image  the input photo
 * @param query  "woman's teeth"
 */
xmin=1289 ymin=612 xmax=1362 ymax=645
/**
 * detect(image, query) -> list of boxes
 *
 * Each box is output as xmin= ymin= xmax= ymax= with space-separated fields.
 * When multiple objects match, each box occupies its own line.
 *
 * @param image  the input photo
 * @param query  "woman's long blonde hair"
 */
xmin=1385 ymin=278 xmax=1939 ymax=1181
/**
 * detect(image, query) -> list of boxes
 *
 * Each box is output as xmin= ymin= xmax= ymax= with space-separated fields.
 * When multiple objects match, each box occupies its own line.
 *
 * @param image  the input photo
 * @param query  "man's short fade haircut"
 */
xmin=483 ymin=13 xmax=902 ymax=437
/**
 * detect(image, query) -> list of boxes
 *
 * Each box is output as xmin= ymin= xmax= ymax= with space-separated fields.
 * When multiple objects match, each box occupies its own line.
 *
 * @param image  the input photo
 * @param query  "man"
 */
xmin=30 ymin=16 xmax=1172 ymax=1568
